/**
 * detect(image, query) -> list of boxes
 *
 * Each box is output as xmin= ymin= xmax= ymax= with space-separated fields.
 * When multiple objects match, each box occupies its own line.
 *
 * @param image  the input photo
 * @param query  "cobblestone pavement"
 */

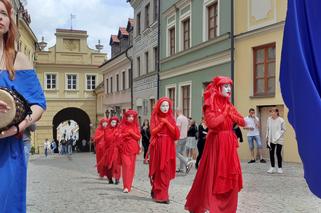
xmin=27 ymin=153 xmax=321 ymax=213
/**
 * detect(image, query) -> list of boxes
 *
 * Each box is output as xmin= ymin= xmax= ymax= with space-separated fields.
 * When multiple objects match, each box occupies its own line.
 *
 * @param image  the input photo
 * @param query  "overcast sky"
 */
xmin=25 ymin=0 xmax=133 ymax=57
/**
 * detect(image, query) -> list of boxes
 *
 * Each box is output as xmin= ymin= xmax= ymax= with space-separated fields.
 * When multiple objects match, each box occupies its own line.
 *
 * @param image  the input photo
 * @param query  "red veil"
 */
xmin=94 ymin=117 xmax=109 ymax=177
xmin=185 ymin=76 xmax=245 ymax=213
xmin=119 ymin=109 xmax=141 ymax=155
xmin=149 ymin=97 xmax=180 ymax=179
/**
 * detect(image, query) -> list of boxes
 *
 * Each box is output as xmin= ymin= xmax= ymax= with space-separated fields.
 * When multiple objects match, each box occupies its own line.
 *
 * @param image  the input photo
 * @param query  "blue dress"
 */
xmin=0 ymin=70 xmax=46 ymax=213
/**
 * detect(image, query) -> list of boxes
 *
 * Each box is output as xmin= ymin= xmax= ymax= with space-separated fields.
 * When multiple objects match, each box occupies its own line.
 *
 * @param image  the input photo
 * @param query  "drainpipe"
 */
xmin=125 ymin=46 xmax=134 ymax=108
xmin=231 ymin=0 xmax=235 ymax=104
xmin=157 ymin=0 xmax=161 ymax=100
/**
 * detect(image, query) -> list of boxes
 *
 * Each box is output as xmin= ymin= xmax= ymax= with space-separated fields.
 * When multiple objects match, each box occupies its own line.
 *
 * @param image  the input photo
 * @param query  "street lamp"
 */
xmin=38 ymin=36 xmax=47 ymax=51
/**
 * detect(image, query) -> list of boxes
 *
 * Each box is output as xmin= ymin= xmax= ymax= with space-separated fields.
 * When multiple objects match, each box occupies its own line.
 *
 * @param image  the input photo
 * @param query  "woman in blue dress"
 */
xmin=0 ymin=0 xmax=46 ymax=212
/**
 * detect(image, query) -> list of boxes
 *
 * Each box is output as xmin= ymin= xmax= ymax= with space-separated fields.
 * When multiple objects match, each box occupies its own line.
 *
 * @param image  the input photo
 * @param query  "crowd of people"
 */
xmin=92 ymin=76 xmax=287 ymax=212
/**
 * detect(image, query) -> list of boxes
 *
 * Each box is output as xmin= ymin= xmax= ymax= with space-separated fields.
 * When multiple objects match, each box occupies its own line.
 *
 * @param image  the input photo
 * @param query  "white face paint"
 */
xmin=221 ymin=84 xmax=232 ymax=98
xmin=102 ymin=122 xmax=108 ymax=128
xmin=127 ymin=115 xmax=134 ymax=122
xmin=160 ymin=101 xmax=170 ymax=114
xmin=110 ymin=120 xmax=117 ymax=127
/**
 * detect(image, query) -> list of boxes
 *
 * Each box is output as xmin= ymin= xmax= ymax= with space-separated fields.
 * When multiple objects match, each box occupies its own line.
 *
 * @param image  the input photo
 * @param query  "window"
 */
xmin=116 ymin=74 xmax=119 ymax=92
xmin=106 ymin=78 xmax=109 ymax=94
xmin=86 ymin=75 xmax=96 ymax=90
xmin=153 ymin=46 xmax=158 ymax=71
xmin=110 ymin=76 xmax=113 ymax=93
xmin=169 ymin=27 xmax=175 ymax=56
xmin=253 ymin=43 xmax=276 ymax=96
xmin=208 ymin=2 xmax=218 ymax=39
xmin=46 ymin=74 xmax=56 ymax=89
xmin=168 ymin=87 xmax=176 ymax=112
xmin=153 ymin=0 xmax=158 ymax=22
xmin=66 ymin=74 xmax=77 ymax=90
xmin=145 ymin=51 xmax=149 ymax=73
xmin=182 ymin=18 xmax=190 ymax=50
xmin=182 ymin=85 xmax=190 ymax=117
xmin=122 ymin=71 xmax=126 ymax=90
xmin=145 ymin=3 xmax=150 ymax=29
xmin=137 ymin=57 xmax=141 ymax=77
xmin=137 ymin=12 xmax=141 ymax=35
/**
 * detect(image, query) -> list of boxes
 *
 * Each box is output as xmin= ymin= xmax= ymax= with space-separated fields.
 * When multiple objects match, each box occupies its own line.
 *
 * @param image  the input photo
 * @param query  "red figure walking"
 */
xmin=94 ymin=118 xmax=109 ymax=178
xmin=149 ymin=97 xmax=180 ymax=204
xmin=185 ymin=76 xmax=246 ymax=213
xmin=119 ymin=110 xmax=141 ymax=193
xmin=99 ymin=116 xmax=121 ymax=184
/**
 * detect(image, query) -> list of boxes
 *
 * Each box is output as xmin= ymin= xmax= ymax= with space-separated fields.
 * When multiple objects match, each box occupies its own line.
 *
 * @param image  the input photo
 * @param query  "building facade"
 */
xmin=129 ymin=0 xmax=159 ymax=122
xmin=159 ymin=0 xmax=232 ymax=122
xmin=35 ymin=29 xmax=106 ymax=152
xmin=99 ymin=20 xmax=133 ymax=119
xmin=234 ymin=0 xmax=299 ymax=162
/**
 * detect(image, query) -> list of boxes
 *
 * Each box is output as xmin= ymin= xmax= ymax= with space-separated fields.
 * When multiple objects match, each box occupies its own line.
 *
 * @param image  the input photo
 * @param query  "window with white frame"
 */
xmin=167 ymin=86 xmax=176 ymax=114
xmin=181 ymin=84 xmax=191 ymax=117
xmin=182 ymin=18 xmax=190 ymax=50
xmin=167 ymin=14 xmax=176 ymax=57
xmin=66 ymin=74 xmax=77 ymax=90
xmin=106 ymin=78 xmax=109 ymax=94
xmin=122 ymin=71 xmax=126 ymax=90
xmin=203 ymin=0 xmax=219 ymax=41
xmin=45 ymin=73 xmax=57 ymax=90
xmin=86 ymin=75 xmax=96 ymax=90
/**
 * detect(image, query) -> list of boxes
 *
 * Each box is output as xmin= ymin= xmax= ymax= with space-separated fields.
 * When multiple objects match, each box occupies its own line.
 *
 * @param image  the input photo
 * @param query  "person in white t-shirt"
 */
xmin=244 ymin=108 xmax=266 ymax=163
xmin=266 ymin=108 xmax=286 ymax=174
xmin=176 ymin=108 xmax=193 ymax=174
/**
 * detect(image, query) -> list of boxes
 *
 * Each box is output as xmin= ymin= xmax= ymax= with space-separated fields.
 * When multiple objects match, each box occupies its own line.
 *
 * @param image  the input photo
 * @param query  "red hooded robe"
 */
xmin=119 ymin=110 xmax=141 ymax=192
xmin=149 ymin=97 xmax=180 ymax=202
xmin=94 ymin=118 xmax=109 ymax=178
xmin=185 ymin=76 xmax=245 ymax=213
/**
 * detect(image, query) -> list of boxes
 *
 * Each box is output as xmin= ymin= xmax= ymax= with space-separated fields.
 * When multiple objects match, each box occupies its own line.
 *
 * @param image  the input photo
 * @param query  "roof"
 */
xmin=109 ymin=35 xmax=120 ymax=45
xmin=118 ymin=27 xmax=129 ymax=37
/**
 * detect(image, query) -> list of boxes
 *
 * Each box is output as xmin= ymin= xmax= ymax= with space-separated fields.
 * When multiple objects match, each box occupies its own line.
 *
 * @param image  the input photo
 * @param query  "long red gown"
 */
xmin=119 ymin=110 xmax=141 ymax=192
xmin=149 ymin=97 xmax=180 ymax=202
xmin=185 ymin=76 xmax=245 ymax=213
xmin=98 ymin=116 xmax=121 ymax=181
xmin=94 ymin=118 xmax=109 ymax=178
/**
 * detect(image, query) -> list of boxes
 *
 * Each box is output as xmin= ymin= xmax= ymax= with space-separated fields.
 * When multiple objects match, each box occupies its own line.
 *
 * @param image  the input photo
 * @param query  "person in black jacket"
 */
xmin=233 ymin=123 xmax=243 ymax=143
xmin=196 ymin=117 xmax=208 ymax=169
xmin=141 ymin=119 xmax=151 ymax=164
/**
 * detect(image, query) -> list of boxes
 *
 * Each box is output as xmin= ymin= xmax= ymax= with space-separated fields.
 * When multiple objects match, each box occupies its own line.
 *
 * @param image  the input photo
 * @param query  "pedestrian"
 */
xmin=244 ymin=108 xmax=266 ymax=163
xmin=175 ymin=108 xmax=193 ymax=174
xmin=266 ymin=108 xmax=286 ymax=174
xmin=94 ymin=118 xmax=109 ymax=178
xmin=186 ymin=119 xmax=198 ymax=160
xmin=195 ymin=117 xmax=207 ymax=169
xmin=185 ymin=76 xmax=246 ymax=213
xmin=141 ymin=119 xmax=151 ymax=164
xmin=44 ymin=138 xmax=49 ymax=157
xmin=149 ymin=97 xmax=180 ymax=204
xmin=23 ymin=123 xmax=36 ymax=164
xmin=0 ymin=1 xmax=46 ymax=211
xmin=119 ymin=109 xmax=141 ymax=193
xmin=101 ymin=116 xmax=121 ymax=184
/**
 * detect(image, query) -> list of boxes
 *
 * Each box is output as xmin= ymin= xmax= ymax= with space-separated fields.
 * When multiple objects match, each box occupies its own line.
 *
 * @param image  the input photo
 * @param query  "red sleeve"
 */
xmin=205 ymin=109 xmax=226 ymax=129
xmin=230 ymin=107 xmax=246 ymax=127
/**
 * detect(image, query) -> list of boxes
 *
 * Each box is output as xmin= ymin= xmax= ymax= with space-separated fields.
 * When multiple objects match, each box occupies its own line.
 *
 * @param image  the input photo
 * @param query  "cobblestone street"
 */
xmin=27 ymin=153 xmax=321 ymax=213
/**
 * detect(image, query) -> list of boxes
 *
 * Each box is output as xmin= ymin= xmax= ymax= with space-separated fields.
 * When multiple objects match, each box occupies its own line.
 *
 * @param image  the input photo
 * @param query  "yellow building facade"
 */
xmin=234 ymin=0 xmax=300 ymax=162
xmin=34 ymin=29 xmax=106 ymax=153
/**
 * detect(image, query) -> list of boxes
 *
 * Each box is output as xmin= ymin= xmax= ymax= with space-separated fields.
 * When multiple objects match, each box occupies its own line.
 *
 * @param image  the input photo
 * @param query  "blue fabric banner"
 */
xmin=280 ymin=0 xmax=321 ymax=198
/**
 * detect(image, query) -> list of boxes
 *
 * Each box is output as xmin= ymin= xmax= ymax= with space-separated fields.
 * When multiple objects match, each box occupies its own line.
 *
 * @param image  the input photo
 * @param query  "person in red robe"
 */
xmin=119 ymin=110 xmax=141 ymax=193
xmin=149 ymin=97 xmax=180 ymax=204
xmin=94 ymin=118 xmax=109 ymax=178
xmin=104 ymin=116 xmax=121 ymax=184
xmin=185 ymin=76 xmax=246 ymax=213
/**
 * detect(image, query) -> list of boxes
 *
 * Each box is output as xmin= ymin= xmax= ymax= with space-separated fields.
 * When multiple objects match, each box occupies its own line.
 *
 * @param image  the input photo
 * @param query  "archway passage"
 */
xmin=53 ymin=107 xmax=91 ymax=152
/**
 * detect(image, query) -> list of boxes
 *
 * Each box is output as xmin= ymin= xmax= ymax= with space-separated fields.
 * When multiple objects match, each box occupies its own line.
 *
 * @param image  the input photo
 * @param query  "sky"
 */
xmin=25 ymin=0 xmax=133 ymax=57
